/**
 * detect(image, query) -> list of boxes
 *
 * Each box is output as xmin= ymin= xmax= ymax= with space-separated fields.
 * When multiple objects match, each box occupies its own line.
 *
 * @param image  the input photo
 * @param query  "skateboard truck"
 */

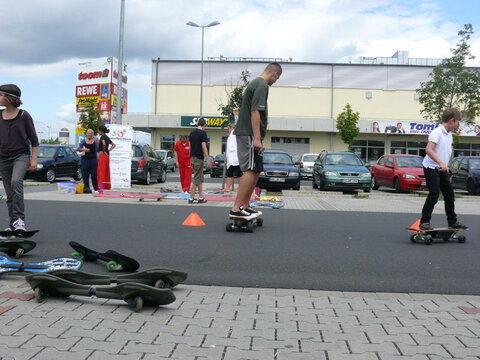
xmin=226 ymin=216 xmax=263 ymax=233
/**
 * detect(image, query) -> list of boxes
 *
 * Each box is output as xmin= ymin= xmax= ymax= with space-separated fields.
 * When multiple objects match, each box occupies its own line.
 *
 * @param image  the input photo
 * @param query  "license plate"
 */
xmin=269 ymin=177 xmax=285 ymax=182
xmin=342 ymin=179 xmax=358 ymax=183
xmin=421 ymin=181 xmax=426 ymax=186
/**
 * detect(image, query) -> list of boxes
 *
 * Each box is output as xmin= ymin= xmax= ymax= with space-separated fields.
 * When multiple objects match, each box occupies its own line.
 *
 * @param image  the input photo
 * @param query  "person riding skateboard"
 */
xmin=229 ymin=62 xmax=282 ymax=220
xmin=419 ymin=108 xmax=466 ymax=230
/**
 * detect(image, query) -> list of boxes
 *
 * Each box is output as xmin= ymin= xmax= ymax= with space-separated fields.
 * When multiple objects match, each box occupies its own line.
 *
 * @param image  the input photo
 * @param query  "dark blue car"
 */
xmin=26 ymin=145 xmax=82 ymax=182
xmin=450 ymin=156 xmax=480 ymax=195
xmin=257 ymin=150 xmax=301 ymax=190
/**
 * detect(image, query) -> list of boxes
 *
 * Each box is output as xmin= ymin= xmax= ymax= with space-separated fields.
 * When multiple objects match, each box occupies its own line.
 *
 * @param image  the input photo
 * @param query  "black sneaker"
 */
xmin=449 ymin=221 xmax=467 ymax=229
xmin=197 ymin=198 xmax=207 ymax=204
xmin=83 ymin=187 xmax=92 ymax=194
xmin=244 ymin=206 xmax=262 ymax=217
xmin=419 ymin=222 xmax=432 ymax=230
xmin=188 ymin=198 xmax=196 ymax=204
xmin=229 ymin=208 xmax=255 ymax=220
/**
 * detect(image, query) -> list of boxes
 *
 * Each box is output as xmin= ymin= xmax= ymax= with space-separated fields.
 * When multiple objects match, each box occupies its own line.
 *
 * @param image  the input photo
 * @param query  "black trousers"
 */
xmin=421 ymin=167 xmax=457 ymax=225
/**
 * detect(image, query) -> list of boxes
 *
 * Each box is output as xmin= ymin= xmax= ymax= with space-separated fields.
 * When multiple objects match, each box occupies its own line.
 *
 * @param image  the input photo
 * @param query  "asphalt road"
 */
xmin=8 ymin=200 xmax=479 ymax=295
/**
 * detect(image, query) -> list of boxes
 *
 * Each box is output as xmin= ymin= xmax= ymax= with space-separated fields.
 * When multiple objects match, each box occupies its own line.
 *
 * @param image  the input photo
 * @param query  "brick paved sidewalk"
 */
xmin=1 ymin=276 xmax=480 ymax=359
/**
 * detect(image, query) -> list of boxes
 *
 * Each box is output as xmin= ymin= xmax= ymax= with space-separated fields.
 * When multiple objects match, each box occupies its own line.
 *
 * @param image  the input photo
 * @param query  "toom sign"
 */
xmin=78 ymin=69 xmax=109 ymax=81
xmin=181 ymin=116 xmax=230 ymax=128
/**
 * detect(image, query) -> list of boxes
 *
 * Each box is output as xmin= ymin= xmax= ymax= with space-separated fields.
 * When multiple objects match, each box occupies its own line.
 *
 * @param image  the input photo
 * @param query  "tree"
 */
xmin=336 ymin=103 xmax=360 ymax=150
xmin=417 ymin=24 xmax=480 ymax=125
xmin=79 ymin=101 xmax=104 ymax=135
xmin=217 ymin=70 xmax=250 ymax=125
xmin=40 ymin=138 xmax=60 ymax=144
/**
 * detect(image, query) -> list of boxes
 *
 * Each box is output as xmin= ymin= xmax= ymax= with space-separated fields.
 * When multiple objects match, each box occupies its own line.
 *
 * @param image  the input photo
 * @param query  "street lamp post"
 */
xmin=116 ymin=0 xmax=126 ymax=124
xmin=186 ymin=20 xmax=220 ymax=118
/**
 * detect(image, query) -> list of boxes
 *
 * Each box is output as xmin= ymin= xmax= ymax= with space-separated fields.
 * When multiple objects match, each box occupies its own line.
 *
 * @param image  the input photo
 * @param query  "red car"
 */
xmin=371 ymin=154 xmax=426 ymax=192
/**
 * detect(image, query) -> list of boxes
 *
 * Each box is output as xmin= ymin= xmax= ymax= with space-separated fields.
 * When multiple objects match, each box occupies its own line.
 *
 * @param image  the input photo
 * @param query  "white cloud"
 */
xmin=56 ymin=103 xmax=76 ymax=121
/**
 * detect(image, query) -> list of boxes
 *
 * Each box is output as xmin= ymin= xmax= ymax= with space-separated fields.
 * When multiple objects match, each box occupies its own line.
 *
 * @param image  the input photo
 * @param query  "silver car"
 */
xmin=297 ymin=153 xmax=319 ymax=179
xmin=156 ymin=149 xmax=176 ymax=172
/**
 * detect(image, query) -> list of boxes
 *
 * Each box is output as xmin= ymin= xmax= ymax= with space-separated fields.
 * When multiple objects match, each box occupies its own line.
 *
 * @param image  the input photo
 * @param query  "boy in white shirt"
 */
xmin=420 ymin=108 xmax=466 ymax=230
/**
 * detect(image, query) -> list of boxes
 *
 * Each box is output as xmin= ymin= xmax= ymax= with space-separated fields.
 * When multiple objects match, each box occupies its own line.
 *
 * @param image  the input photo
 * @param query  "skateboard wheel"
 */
xmin=107 ymin=260 xmax=119 ymax=271
xmin=458 ymin=235 xmax=466 ymax=243
xmin=246 ymin=222 xmax=254 ymax=233
xmin=15 ymin=248 xmax=24 ymax=258
xmin=34 ymin=287 xmax=46 ymax=302
xmin=256 ymin=217 xmax=263 ymax=227
xmin=424 ymin=235 xmax=433 ymax=245
xmin=154 ymin=279 xmax=167 ymax=288
xmin=410 ymin=234 xmax=416 ymax=243
xmin=127 ymin=296 xmax=143 ymax=312
xmin=72 ymin=252 xmax=81 ymax=257
xmin=226 ymin=223 xmax=233 ymax=232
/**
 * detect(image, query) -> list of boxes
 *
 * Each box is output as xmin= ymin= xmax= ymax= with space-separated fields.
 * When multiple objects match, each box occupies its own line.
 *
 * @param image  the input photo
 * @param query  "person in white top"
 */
xmin=222 ymin=123 xmax=243 ymax=193
xmin=420 ymin=108 xmax=466 ymax=230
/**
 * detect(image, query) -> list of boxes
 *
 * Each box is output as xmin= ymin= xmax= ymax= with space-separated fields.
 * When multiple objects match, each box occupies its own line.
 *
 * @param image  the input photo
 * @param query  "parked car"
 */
xmin=296 ymin=153 xmax=319 ymax=179
xmin=371 ymin=154 xmax=426 ymax=192
xmin=131 ymin=143 xmax=166 ymax=185
xmin=258 ymin=150 xmax=301 ymax=190
xmin=203 ymin=155 xmax=214 ymax=174
xmin=25 ymin=145 xmax=82 ymax=183
xmin=155 ymin=149 xmax=176 ymax=172
xmin=450 ymin=156 xmax=480 ymax=195
xmin=211 ymin=154 xmax=225 ymax=178
xmin=312 ymin=151 xmax=371 ymax=192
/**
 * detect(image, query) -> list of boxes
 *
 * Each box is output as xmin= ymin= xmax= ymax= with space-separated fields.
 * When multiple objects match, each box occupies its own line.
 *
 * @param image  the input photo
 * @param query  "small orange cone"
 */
xmin=182 ymin=212 xmax=205 ymax=226
xmin=408 ymin=219 xmax=421 ymax=232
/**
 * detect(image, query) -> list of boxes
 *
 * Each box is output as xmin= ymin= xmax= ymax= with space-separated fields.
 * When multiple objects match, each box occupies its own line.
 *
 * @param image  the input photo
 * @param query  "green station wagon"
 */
xmin=312 ymin=151 xmax=371 ymax=192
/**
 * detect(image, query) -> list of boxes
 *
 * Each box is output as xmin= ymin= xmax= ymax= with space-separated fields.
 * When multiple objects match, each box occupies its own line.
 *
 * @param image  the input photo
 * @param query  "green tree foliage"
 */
xmin=417 ymin=24 xmax=480 ymax=125
xmin=336 ymin=103 xmax=360 ymax=150
xmin=79 ymin=101 xmax=104 ymax=135
xmin=217 ymin=70 xmax=250 ymax=126
xmin=40 ymin=138 xmax=61 ymax=144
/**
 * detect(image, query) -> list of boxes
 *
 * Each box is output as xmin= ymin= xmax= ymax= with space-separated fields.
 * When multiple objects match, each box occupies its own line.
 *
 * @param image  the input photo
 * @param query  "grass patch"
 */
xmin=352 ymin=193 xmax=369 ymax=199
xmin=265 ymin=191 xmax=283 ymax=196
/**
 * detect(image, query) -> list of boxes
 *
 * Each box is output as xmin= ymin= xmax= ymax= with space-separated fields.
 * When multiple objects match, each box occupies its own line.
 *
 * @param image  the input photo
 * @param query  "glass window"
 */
xmin=378 ymin=156 xmax=386 ymax=166
xmin=133 ymin=145 xmax=142 ymax=157
xmin=391 ymin=141 xmax=406 ymax=148
xmin=395 ymin=156 xmax=423 ymax=167
xmin=353 ymin=140 xmax=384 ymax=163
xmin=221 ymin=136 xmax=228 ymax=154
xmin=56 ymin=147 xmax=66 ymax=157
xmin=271 ymin=137 xmax=309 ymax=144
xmin=65 ymin=147 xmax=74 ymax=156
xmin=160 ymin=135 xmax=175 ymax=150
xmin=353 ymin=140 xmax=367 ymax=146
xmin=469 ymin=158 xmax=480 ymax=170
xmin=386 ymin=157 xmax=394 ymax=166
xmin=450 ymin=158 xmax=461 ymax=170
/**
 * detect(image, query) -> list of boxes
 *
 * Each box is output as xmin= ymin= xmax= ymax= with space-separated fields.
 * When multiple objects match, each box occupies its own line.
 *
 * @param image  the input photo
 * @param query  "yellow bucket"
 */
xmin=76 ymin=183 xmax=84 ymax=194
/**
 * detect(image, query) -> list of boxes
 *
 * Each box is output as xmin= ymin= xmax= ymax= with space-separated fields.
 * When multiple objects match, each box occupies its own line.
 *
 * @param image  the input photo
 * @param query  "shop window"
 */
xmin=271 ymin=137 xmax=309 ymax=144
xmin=221 ymin=136 xmax=228 ymax=154
xmin=352 ymin=140 xmax=385 ymax=164
xmin=160 ymin=135 xmax=175 ymax=150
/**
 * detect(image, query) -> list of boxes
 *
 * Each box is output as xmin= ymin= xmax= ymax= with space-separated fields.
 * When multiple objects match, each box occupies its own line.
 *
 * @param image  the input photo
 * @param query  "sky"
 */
xmin=1 ymin=0 xmax=479 ymax=144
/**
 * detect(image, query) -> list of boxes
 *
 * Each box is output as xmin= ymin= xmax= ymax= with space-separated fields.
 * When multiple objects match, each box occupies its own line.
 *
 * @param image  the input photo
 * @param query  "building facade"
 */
xmin=123 ymin=57 xmax=480 ymax=163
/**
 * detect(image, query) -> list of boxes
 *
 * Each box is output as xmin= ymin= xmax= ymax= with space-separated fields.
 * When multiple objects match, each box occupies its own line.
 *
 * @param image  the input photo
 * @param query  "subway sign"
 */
xmin=181 ymin=116 xmax=230 ymax=128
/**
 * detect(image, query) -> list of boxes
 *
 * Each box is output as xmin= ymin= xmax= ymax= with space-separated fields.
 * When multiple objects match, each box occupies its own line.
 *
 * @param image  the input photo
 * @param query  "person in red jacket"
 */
xmin=174 ymin=135 xmax=192 ymax=193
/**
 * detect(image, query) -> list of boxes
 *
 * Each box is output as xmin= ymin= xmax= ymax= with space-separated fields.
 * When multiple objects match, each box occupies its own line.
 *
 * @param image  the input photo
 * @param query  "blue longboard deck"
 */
xmin=0 ymin=256 xmax=82 ymax=274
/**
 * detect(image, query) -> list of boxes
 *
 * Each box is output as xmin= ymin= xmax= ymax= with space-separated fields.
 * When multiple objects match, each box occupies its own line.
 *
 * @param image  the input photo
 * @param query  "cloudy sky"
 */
xmin=1 ymin=0 xmax=479 ymax=142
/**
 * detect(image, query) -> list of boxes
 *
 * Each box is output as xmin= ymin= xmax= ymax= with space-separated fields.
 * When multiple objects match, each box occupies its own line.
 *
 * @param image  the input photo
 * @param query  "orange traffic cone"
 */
xmin=408 ymin=219 xmax=421 ymax=232
xmin=182 ymin=212 xmax=205 ymax=226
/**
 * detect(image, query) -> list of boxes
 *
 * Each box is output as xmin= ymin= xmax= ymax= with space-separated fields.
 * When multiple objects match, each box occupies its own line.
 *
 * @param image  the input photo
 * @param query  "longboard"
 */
xmin=0 ymin=238 xmax=36 ymax=258
xmin=69 ymin=241 xmax=140 ymax=272
xmin=0 ymin=255 xmax=82 ymax=274
xmin=0 ymin=229 xmax=39 ymax=239
xmin=406 ymin=227 xmax=468 ymax=245
xmin=95 ymin=191 xmax=165 ymax=202
xmin=48 ymin=267 xmax=188 ymax=288
xmin=26 ymin=273 xmax=176 ymax=312
xmin=226 ymin=216 xmax=263 ymax=233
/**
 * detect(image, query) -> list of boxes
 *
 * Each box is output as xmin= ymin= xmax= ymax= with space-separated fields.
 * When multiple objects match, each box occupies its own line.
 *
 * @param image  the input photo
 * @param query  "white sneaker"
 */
xmin=12 ymin=218 xmax=26 ymax=232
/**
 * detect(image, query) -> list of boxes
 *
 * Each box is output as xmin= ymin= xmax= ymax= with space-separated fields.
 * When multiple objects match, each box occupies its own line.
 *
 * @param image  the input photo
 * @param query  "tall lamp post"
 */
xmin=186 ymin=20 xmax=220 ymax=118
xmin=116 ymin=0 xmax=125 ymax=124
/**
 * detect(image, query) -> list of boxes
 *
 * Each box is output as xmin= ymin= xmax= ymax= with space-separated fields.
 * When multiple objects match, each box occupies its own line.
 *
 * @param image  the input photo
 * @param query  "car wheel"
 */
xmin=46 ymin=167 xmax=56 ymax=183
xmin=319 ymin=177 xmax=326 ymax=191
xmin=394 ymin=177 xmax=402 ymax=192
xmin=371 ymin=176 xmax=379 ymax=190
xmin=74 ymin=167 xmax=82 ymax=181
xmin=143 ymin=170 xmax=151 ymax=185
xmin=312 ymin=176 xmax=318 ymax=189
xmin=158 ymin=169 xmax=167 ymax=183
xmin=171 ymin=165 xmax=175 ymax=173
xmin=467 ymin=178 xmax=477 ymax=195
xmin=292 ymin=182 xmax=300 ymax=190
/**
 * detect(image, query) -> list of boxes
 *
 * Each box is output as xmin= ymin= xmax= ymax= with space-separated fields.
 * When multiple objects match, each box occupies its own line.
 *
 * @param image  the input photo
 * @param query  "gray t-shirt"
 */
xmin=234 ymin=77 xmax=269 ymax=140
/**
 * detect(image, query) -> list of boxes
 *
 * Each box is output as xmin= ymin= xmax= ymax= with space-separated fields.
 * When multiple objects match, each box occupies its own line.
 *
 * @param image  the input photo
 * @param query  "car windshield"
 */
xmin=325 ymin=154 xmax=362 ymax=166
xmin=37 ymin=146 xmax=57 ymax=158
xmin=395 ymin=156 xmax=423 ymax=168
xmin=156 ymin=150 xmax=166 ymax=160
xmin=469 ymin=158 xmax=480 ymax=170
xmin=303 ymin=155 xmax=317 ymax=162
xmin=264 ymin=153 xmax=293 ymax=165
xmin=215 ymin=154 xmax=225 ymax=161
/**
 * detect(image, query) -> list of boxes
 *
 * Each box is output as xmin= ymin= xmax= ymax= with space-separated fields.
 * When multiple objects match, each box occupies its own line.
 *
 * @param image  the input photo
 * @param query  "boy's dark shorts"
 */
xmin=226 ymin=165 xmax=243 ymax=178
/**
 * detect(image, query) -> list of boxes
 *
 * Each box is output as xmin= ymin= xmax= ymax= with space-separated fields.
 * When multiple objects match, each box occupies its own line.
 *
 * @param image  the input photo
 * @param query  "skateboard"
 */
xmin=0 ymin=238 xmax=36 ymax=258
xmin=69 ymin=241 xmax=140 ymax=272
xmin=0 ymin=229 xmax=39 ymax=239
xmin=406 ymin=227 xmax=468 ymax=245
xmin=48 ymin=267 xmax=188 ymax=288
xmin=0 ymin=255 xmax=82 ymax=275
xmin=95 ymin=191 xmax=165 ymax=202
xmin=26 ymin=273 xmax=176 ymax=312
xmin=226 ymin=215 xmax=263 ymax=233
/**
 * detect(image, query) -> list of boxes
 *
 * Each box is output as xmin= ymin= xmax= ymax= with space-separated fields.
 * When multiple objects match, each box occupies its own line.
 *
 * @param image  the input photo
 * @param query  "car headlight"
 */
xmin=402 ymin=174 xmax=415 ymax=179
xmin=289 ymin=171 xmax=299 ymax=176
xmin=260 ymin=171 xmax=265 ymax=176
xmin=324 ymin=171 xmax=337 ymax=176
xmin=361 ymin=172 xmax=371 ymax=178
xmin=36 ymin=164 xmax=43 ymax=169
